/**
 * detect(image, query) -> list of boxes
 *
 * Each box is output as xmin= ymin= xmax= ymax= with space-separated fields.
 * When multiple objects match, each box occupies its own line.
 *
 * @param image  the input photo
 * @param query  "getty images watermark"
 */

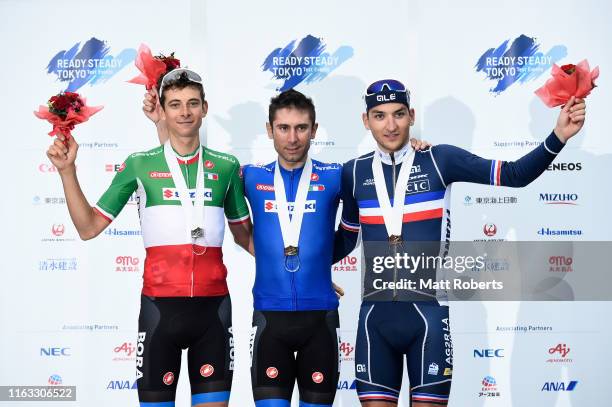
xmin=359 ymin=241 xmax=612 ymax=301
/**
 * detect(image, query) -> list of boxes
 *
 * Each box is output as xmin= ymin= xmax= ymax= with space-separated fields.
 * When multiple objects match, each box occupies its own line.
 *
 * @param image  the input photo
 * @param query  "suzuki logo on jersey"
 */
xmin=542 ymin=381 xmax=578 ymax=392
xmin=162 ymin=188 xmax=213 ymax=201
xmin=264 ymin=200 xmax=317 ymax=213
xmin=474 ymin=349 xmax=504 ymax=358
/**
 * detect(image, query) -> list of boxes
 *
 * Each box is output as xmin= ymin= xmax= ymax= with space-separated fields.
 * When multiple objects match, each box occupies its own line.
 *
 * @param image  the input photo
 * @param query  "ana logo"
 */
xmin=312 ymin=371 xmax=324 ymax=384
xmin=163 ymin=372 xmax=174 ymax=386
xmin=428 ymin=362 xmax=439 ymax=375
xmin=200 ymin=364 xmax=214 ymax=378
xmin=542 ymin=381 xmax=578 ymax=392
xmin=547 ymin=162 xmax=582 ymax=171
xmin=51 ymin=224 xmax=65 ymax=237
xmin=549 ymin=256 xmax=573 ymax=272
xmin=539 ymin=193 xmax=579 ymax=205
xmin=266 ymin=367 xmax=279 ymax=379
xmin=337 ymin=379 xmax=357 ymax=390
xmin=106 ymin=380 xmax=137 ymax=390
xmin=483 ymin=223 xmax=497 ymax=237
xmin=48 ymin=374 xmax=62 ymax=386
xmin=262 ymin=35 xmax=353 ymax=91
xmin=204 ymin=160 xmax=215 ymax=169
xmin=47 ymin=37 xmax=136 ymax=91
xmin=310 ymin=172 xmax=319 ymax=181
xmin=475 ymin=34 xmax=567 ymax=94
xmin=264 ymin=200 xmax=317 ymax=213
xmin=256 ymin=183 xmax=275 ymax=192
xmin=149 ymin=171 xmax=172 ymax=178
xmin=474 ymin=349 xmax=504 ymax=358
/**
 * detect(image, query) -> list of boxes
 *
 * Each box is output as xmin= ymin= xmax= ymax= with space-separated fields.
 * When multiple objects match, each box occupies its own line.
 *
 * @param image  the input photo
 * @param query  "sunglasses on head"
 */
xmin=365 ymin=79 xmax=408 ymax=96
xmin=159 ymin=68 xmax=203 ymax=97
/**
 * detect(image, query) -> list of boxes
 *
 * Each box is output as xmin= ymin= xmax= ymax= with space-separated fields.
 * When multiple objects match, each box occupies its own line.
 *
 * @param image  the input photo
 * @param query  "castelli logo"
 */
xmin=310 ymin=173 xmax=319 ymax=181
xmin=51 ymin=224 xmax=65 ymax=237
xmin=163 ymin=372 xmax=174 ymax=385
xmin=205 ymin=160 xmax=215 ymax=169
xmin=483 ymin=223 xmax=497 ymax=237
xmin=266 ymin=367 xmax=279 ymax=379
xmin=200 ymin=364 xmax=214 ymax=378
xmin=312 ymin=371 xmax=324 ymax=384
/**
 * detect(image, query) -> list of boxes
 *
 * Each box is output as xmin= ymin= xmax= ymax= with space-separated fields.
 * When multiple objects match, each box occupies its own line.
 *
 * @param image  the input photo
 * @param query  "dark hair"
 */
xmin=268 ymin=89 xmax=316 ymax=126
xmin=158 ymin=72 xmax=205 ymax=108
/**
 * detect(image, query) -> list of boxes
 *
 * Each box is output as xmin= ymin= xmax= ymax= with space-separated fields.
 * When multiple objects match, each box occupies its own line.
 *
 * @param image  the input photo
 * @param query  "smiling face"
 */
xmin=363 ymin=102 xmax=415 ymax=153
xmin=267 ymin=107 xmax=317 ymax=169
xmin=160 ymin=85 xmax=207 ymax=140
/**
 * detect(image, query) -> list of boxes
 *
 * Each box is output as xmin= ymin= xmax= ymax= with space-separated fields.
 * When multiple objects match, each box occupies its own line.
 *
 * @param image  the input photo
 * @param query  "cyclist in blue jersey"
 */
xmin=144 ymin=87 xmax=429 ymax=406
xmin=333 ymin=79 xmax=586 ymax=406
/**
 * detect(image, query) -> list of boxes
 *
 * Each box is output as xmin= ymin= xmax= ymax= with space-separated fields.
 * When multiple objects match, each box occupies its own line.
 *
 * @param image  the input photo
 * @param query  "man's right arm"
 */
xmin=333 ymin=161 xmax=360 ymax=264
xmin=142 ymin=88 xmax=169 ymax=144
xmin=47 ymin=136 xmax=110 ymax=240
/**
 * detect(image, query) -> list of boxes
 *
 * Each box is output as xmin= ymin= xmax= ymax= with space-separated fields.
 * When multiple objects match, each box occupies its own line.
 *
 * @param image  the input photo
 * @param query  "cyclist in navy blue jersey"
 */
xmin=333 ymin=79 xmax=586 ymax=406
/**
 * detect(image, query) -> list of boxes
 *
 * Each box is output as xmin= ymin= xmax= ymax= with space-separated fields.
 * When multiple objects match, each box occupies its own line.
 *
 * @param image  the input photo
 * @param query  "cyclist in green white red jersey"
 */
xmin=46 ymin=68 xmax=252 ymax=407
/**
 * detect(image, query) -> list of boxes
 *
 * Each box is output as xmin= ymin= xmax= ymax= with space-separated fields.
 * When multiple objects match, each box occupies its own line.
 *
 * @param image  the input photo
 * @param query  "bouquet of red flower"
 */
xmin=535 ymin=59 xmax=599 ymax=108
xmin=127 ymin=44 xmax=181 ymax=90
xmin=33 ymin=91 xmax=103 ymax=139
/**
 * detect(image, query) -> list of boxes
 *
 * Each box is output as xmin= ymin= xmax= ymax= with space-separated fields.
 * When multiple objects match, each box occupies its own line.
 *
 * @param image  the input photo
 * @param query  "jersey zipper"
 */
xmin=185 ymin=158 xmax=195 ymax=298
xmin=390 ymin=152 xmax=398 ymax=301
xmin=290 ymin=169 xmax=297 ymax=310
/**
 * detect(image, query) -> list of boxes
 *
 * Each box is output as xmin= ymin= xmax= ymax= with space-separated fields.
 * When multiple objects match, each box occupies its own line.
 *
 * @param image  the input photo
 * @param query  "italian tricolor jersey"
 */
xmin=95 ymin=144 xmax=250 ymax=297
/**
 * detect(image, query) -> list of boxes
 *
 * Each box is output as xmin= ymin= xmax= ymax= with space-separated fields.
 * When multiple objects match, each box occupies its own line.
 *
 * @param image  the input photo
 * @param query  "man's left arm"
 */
xmin=435 ymin=97 xmax=586 ymax=187
xmin=225 ymin=162 xmax=254 ymax=255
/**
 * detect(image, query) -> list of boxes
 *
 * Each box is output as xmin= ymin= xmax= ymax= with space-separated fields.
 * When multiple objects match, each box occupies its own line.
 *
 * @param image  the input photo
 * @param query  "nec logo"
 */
xmin=474 ymin=349 xmax=504 ymax=358
xmin=376 ymin=94 xmax=396 ymax=102
xmin=40 ymin=347 xmax=71 ymax=356
xmin=264 ymin=200 xmax=317 ymax=213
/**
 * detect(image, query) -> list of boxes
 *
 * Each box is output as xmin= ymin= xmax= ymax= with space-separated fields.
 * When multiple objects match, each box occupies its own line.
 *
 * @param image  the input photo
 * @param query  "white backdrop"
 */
xmin=1 ymin=0 xmax=610 ymax=405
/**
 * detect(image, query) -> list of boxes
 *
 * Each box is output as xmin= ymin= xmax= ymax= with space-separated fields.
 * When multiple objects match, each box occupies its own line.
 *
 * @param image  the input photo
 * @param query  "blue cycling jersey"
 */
xmin=334 ymin=131 xmax=566 ymax=301
xmin=243 ymin=160 xmax=341 ymax=311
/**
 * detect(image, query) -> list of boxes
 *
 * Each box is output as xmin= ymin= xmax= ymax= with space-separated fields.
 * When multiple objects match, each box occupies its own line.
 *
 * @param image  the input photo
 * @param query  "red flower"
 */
xmin=560 ymin=64 xmax=576 ymax=75
xmin=127 ymin=44 xmax=181 ymax=90
xmin=34 ymin=92 xmax=103 ymax=139
xmin=535 ymin=59 xmax=599 ymax=108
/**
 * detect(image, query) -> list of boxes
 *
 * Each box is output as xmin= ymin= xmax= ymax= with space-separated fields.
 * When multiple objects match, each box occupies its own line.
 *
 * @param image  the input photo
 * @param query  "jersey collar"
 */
xmin=374 ymin=141 xmax=412 ymax=165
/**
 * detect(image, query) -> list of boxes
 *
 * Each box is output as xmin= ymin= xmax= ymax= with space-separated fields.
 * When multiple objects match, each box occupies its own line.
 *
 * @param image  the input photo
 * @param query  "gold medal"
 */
xmin=284 ymin=246 xmax=299 ymax=256
xmin=388 ymin=235 xmax=402 ymax=244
